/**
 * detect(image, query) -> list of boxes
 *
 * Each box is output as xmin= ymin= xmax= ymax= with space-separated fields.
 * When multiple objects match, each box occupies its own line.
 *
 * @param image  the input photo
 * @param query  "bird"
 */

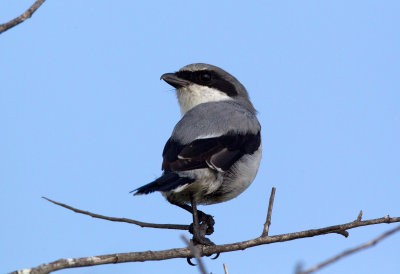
xmin=132 ymin=63 xmax=262 ymax=245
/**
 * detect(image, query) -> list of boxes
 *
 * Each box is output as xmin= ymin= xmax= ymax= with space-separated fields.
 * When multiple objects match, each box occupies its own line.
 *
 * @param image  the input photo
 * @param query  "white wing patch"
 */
xmin=206 ymin=160 xmax=224 ymax=172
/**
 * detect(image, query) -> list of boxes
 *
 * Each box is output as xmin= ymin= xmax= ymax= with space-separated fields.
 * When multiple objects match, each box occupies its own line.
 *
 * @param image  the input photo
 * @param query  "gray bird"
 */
xmin=133 ymin=63 xmax=262 ymax=245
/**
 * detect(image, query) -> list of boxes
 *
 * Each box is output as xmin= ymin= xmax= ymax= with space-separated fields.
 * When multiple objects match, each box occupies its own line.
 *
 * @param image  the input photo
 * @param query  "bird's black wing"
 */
xmin=162 ymin=131 xmax=261 ymax=172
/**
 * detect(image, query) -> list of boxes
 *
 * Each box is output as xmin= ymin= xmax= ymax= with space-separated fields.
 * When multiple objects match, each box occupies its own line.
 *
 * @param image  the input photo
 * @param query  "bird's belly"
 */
xmin=163 ymin=169 xmax=222 ymax=204
xmin=164 ymin=146 xmax=262 ymax=205
xmin=208 ymin=146 xmax=262 ymax=204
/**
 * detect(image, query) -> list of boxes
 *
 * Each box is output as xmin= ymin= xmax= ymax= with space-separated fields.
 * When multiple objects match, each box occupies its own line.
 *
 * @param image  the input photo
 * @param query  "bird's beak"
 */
xmin=160 ymin=73 xmax=190 ymax=89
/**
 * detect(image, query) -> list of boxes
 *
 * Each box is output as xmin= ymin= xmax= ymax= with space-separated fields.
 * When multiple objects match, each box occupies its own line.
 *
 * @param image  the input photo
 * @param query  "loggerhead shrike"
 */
xmin=133 ymin=63 xmax=261 ymax=245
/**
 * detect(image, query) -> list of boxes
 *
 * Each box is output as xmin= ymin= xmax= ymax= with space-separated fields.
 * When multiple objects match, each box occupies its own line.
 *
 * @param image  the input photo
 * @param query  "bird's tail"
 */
xmin=131 ymin=172 xmax=194 ymax=195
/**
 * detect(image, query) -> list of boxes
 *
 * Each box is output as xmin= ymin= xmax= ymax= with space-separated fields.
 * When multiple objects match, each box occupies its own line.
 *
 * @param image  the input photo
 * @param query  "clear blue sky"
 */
xmin=1 ymin=1 xmax=399 ymax=273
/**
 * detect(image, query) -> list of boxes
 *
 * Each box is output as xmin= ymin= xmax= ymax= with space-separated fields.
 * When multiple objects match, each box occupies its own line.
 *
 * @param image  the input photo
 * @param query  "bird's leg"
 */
xmin=169 ymin=200 xmax=215 ymax=235
xmin=190 ymin=195 xmax=214 ymax=246
xmin=190 ymin=196 xmax=201 ymax=239
xmin=169 ymin=198 xmax=219 ymax=261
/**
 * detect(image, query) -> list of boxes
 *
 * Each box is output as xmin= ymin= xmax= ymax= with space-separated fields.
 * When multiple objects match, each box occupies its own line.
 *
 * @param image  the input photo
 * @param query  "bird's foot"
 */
xmin=189 ymin=211 xmax=215 ymax=235
xmin=186 ymin=236 xmax=220 ymax=266
xmin=199 ymin=211 xmax=215 ymax=235
xmin=192 ymin=235 xmax=215 ymax=246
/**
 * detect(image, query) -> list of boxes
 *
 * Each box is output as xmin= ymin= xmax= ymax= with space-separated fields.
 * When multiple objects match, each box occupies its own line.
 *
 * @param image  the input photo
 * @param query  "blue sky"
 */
xmin=1 ymin=1 xmax=399 ymax=273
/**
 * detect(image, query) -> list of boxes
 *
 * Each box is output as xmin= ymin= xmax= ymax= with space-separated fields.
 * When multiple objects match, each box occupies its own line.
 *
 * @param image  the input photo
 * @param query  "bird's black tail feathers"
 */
xmin=132 ymin=172 xmax=195 ymax=195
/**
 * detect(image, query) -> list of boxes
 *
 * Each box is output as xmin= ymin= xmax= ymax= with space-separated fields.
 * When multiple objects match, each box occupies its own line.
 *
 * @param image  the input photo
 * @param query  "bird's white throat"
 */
xmin=176 ymin=84 xmax=232 ymax=115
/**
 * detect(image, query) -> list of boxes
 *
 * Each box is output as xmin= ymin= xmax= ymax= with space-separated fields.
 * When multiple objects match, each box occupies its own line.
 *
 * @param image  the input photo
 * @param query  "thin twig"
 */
xmin=0 ymin=0 xmax=47 ymax=34
xmin=42 ymin=197 xmax=189 ymax=231
xmin=262 ymin=187 xmax=276 ymax=236
xmin=223 ymin=263 xmax=229 ymax=274
xmin=181 ymin=235 xmax=207 ymax=274
xmin=12 ymin=214 xmax=400 ymax=273
xmin=356 ymin=210 xmax=363 ymax=222
xmin=298 ymin=225 xmax=400 ymax=274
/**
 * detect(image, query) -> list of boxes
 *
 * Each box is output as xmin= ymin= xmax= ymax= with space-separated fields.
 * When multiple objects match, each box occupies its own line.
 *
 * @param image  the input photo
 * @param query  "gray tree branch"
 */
xmin=0 ymin=0 xmax=47 ymax=35
xmin=297 ymin=224 xmax=400 ymax=274
xmin=181 ymin=235 xmax=208 ymax=274
xmin=262 ymin=187 xmax=276 ymax=236
xmin=42 ymin=197 xmax=189 ymax=231
xmin=223 ymin=263 xmax=229 ymax=274
xmin=12 ymin=189 xmax=400 ymax=274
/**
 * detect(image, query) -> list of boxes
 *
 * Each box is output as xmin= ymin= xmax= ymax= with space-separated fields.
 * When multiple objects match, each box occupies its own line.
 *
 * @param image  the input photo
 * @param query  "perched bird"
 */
xmin=133 ymin=63 xmax=262 ymax=245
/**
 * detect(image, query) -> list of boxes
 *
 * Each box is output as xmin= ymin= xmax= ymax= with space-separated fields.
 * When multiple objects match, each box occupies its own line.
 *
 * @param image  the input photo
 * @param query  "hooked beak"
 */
xmin=160 ymin=73 xmax=190 ymax=88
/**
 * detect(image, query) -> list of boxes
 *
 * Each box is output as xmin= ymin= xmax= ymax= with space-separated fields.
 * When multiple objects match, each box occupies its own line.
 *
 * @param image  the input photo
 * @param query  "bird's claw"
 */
xmin=209 ymin=252 xmax=220 ymax=260
xmin=186 ymin=252 xmax=220 ymax=267
xmin=187 ymin=257 xmax=196 ymax=266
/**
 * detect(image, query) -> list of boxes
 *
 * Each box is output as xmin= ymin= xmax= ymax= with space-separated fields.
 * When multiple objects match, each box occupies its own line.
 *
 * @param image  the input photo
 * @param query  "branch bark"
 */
xmin=12 ymin=209 xmax=400 ymax=273
xmin=298 ymin=225 xmax=400 ymax=274
xmin=42 ymin=197 xmax=189 ymax=231
xmin=223 ymin=263 xmax=229 ymax=274
xmin=181 ymin=235 xmax=208 ymax=274
xmin=0 ymin=0 xmax=47 ymax=35
xmin=262 ymin=187 xmax=276 ymax=236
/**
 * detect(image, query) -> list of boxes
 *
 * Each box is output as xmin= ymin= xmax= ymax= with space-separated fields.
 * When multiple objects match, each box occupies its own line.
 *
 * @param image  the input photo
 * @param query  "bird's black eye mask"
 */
xmin=176 ymin=70 xmax=238 ymax=97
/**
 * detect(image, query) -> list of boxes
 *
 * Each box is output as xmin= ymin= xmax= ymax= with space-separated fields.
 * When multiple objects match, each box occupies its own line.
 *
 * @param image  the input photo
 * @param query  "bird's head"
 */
xmin=161 ymin=63 xmax=255 ymax=115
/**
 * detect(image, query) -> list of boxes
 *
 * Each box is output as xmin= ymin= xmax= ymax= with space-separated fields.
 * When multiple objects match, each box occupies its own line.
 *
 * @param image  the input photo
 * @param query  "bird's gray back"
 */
xmin=171 ymin=101 xmax=260 ymax=144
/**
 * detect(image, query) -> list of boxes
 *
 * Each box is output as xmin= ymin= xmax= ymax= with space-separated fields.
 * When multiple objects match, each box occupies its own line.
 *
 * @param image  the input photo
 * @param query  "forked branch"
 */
xmin=13 ymin=188 xmax=400 ymax=274
xmin=298 ymin=225 xmax=400 ymax=274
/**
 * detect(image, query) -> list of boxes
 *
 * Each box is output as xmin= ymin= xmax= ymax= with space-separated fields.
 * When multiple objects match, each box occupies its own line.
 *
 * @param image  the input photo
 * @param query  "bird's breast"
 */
xmin=176 ymin=85 xmax=233 ymax=115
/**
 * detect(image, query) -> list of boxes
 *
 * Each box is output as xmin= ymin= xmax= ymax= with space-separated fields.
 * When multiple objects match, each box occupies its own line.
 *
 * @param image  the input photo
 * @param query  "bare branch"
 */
xmin=12 ymin=214 xmax=400 ymax=273
xmin=181 ymin=235 xmax=207 ymax=274
xmin=320 ymin=228 xmax=349 ymax=238
xmin=42 ymin=197 xmax=189 ymax=231
xmin=262 ymin=187 xmax=276 ymax=236
xmin=298 ymin=225 xmax=400 ymax=274
xmin=223 ymin=263 xmax=229 ymax=274
xmin=356 ymin=210 xmax=363 ymax=222
xmin=0 ymin=0 xmax=47 ymax=35
xmin=330 ymin=230 xmax=349 ymax=237
xmin=319 ymin=210 xmax=363 ymax=238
